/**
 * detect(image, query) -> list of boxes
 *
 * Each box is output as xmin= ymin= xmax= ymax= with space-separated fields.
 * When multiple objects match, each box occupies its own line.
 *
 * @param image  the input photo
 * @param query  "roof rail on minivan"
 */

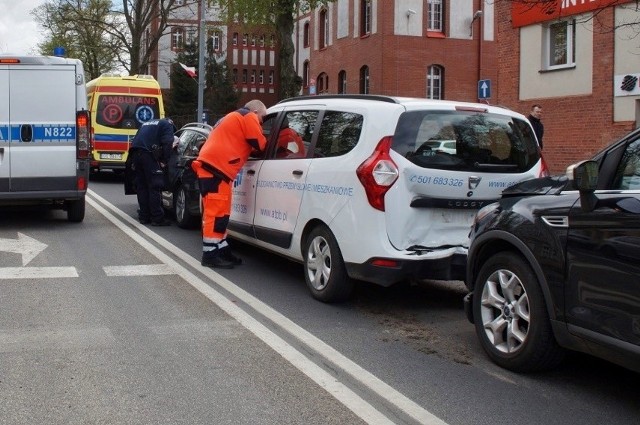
xmin=278 ymin=94 xmax=399 ymax=104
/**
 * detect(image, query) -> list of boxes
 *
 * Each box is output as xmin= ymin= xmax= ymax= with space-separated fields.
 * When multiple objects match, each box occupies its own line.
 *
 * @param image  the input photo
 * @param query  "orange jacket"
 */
xmin=277 ymin=127 xmax=305 ymax=156
xmin=192 ymin=108 xmax=267 ymax=181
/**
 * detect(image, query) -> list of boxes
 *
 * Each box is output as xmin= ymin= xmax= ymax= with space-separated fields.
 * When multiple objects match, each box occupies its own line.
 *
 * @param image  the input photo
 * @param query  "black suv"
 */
xmin=161 ymin=122 xmax=211 ymax=228
xmin=465 ymin=128 xmax=640 ymax=373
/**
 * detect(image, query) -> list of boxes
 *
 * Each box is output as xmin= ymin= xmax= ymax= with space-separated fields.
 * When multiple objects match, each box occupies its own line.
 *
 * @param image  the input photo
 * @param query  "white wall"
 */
xmin=519 ymin=14 xmax=593 ymax=100
xmin=614 ymin=5 xmax=640 ymax=122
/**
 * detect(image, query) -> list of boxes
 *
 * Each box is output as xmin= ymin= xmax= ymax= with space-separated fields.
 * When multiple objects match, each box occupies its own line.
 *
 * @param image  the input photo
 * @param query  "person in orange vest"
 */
xmin=191 ymin=100 xmax=268 ymax=268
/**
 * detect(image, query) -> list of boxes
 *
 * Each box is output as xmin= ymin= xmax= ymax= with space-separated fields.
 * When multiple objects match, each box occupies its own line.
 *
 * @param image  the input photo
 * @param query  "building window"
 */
xmin=186 ymin=27 xmax=197 ymax=45
xmin=303 ymin=60 xmax=310 ymax=87
xmin=242 ymin=69 xmax=248 ymax=83
xmin=545 ymin=19 xmax=575 ymax=69
xmin=269 ymin=70 xmax=274 ymax=84
xmin=171 ymin=27 xmax=185 ymax=50
xmin=359 ymin=65 xmax=369 ymax=94
xmin=303 ymin=22 xmax=310 ymax=47
xmin=233 ymin=68 xmax=238 ymax=83
xmin=242 ymin=33 xmax=248 ymax=46
xmin=251 ymin=70 xmax=256 ymax=84
xmin=338 ymin=70 xmax=347 ymax=94
xmin=360 ymin=0 xmax=372 ymax=36
xmin=251 ymin=34 xmax=257 ymax=46
xmin=270 ymin=35 xmax=276 ymax=48
xmin=209 ymin=30 xmax=221 ymax=52
xmin=232 ymin=32 xmax=238 ymax=46
xmin=427 ymin=0 xmax=443 ymax=32
xmin=259 ymin=35 xmax=265 ymax=47
xmin=259 ymin=70 xmax=264 ymax=84
xmin=317 ymin=72 xmax=329 ymax=93
xmin=427 ymin=65 xmax=443 ymax=99
xmin=319 ymin=9 xmax=329 ymax=49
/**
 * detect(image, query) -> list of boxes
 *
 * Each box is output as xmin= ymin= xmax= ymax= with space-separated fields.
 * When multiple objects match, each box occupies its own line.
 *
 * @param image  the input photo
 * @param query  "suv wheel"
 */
xmin=473 ymin=251 xmax=564 ymax=372
xmin=303 ymin=226 xmax=354 ymax=303
xmin=174 ymin=184 xmax=198 ymax=228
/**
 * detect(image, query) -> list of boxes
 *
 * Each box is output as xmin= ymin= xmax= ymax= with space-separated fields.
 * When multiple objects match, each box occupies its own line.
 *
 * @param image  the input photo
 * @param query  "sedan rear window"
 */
xmin=392 ymin=111 xmax=540 ymax=173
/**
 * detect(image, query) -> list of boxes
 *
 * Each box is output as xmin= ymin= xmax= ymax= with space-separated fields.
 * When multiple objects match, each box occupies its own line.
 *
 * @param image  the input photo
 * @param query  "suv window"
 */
xmin=314 ymin=111 xmax=363 ymax=158
xmin=613 ymin=138 xmax=640 ymax=190
xmin=392 ymin=111 xmax=540 ymax=173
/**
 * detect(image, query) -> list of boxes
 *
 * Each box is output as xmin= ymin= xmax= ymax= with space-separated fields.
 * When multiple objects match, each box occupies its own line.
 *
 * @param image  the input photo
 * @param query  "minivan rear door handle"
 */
xmin=247 ymin=169 xmax=256 ymax=175
xmin=292 ymin=170 xmax=303 ymax=176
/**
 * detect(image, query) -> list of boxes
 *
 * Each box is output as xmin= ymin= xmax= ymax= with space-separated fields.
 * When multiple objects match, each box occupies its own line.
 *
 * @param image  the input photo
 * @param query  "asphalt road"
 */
xmin=0 ymin=172 xmax=638 ymax=424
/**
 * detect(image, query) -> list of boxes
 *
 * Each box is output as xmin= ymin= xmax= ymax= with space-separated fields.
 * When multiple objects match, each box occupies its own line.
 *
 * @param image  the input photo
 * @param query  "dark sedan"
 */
xmin=465 ymin=128 xmax=640 ymax=373
xmin=161 ymin=122 xmax=211 ymax=228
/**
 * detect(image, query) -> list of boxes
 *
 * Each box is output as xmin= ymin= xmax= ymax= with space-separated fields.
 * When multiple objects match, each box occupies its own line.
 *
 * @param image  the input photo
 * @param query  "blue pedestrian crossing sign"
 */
xmin=478 ymin=79 xmax=491 ymax=99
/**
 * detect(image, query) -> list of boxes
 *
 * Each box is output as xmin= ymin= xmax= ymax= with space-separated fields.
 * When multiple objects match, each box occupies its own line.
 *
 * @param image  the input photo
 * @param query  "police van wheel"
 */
xmin=66 ymin=197 xmax=86 ymax=222
xmin=303 ymin=225 xmax=354 ymax=303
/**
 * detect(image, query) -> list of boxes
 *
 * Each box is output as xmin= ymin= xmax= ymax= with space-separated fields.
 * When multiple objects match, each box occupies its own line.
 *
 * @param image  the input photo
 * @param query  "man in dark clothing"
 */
xmin=129 ymin=118 xmax=176 ymax=226
xmin=528 ymin=104 xmax=544 ymax=150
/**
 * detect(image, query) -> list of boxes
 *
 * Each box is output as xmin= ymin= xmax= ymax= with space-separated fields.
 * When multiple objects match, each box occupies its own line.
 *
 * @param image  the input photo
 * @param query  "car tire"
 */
xmin=66 ymin=197 xmax=85 ymax=222
xmin=174 ymin=184 xmax=198 ymax=229
xmin=473 ymin=251 xmax=564 ymax=372
xmin=303 ymin=226 xmax=354 ymax=303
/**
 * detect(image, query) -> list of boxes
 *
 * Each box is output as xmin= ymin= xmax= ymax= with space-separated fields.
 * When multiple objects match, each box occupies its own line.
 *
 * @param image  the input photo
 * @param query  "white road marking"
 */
xmin=103 ymin=264 xmax=175 ymax=276
xmin=0 ymin=232 xmax=48 ymax=266
xmin=0 ymin=267 xmax=78 ymax=279
xmin=87 ymin=190 xmax=449 ymax=425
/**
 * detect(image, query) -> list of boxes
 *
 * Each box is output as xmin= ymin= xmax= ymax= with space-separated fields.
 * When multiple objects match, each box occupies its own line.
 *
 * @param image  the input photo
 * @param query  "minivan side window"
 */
xmin=392 ymin=111 xmax=540 ymax=173
xmin=269 ymin=110 xmax=319 ymax=159
xmin=314 ymin=111 xmax=363 ymax=158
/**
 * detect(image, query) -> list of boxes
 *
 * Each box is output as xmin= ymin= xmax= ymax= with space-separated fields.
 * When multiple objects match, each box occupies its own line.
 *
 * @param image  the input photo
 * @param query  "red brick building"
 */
xmin=295 ymin=0 xmax=497 ymax=103
xmin=495 ymin=0 xmax=638 ymax=173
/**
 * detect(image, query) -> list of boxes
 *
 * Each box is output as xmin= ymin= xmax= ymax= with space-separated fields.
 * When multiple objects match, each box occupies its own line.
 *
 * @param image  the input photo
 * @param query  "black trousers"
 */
xmin=133 ymin=150 xmax=165 ymax=222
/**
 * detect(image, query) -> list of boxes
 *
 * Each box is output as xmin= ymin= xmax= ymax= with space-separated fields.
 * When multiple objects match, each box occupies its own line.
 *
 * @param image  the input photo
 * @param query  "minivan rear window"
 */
xmin=95 ymin=94 xmax=161 ymax=130
xmin=392 ymin=111 xmax=540 ymax=173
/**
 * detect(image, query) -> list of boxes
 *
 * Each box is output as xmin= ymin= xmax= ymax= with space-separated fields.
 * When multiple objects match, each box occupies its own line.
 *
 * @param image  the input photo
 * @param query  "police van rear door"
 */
xmin=9 ymin=59 xmax=78 ymax=192
xmin=0 ymin=64 xmax=9 ymax=191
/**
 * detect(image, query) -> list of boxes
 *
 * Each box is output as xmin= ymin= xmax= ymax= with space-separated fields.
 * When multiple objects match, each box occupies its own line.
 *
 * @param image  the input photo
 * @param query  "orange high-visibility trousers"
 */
xmin=201 ymin=178 xmax=232 ymax=253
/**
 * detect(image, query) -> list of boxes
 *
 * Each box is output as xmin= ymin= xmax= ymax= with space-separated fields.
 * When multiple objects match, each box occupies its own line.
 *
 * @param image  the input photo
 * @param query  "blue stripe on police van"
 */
xmin=8 ymin=124 xmax=76 ymax=143
xmin=0 ymin=125 xmax=7 ymax=142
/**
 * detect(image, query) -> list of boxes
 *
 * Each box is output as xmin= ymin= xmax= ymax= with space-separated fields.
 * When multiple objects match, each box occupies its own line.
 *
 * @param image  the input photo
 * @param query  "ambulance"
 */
xmin=0 ymin=54 xmax=91 ymax=222
xmin=86 ymin=74 xmax=165 ymax=173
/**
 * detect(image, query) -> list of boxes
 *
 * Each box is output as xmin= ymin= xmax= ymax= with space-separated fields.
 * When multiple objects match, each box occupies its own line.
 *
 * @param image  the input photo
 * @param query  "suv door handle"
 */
xmin=247 ymin=169 xmax=256 ymax=175
xmin=292 ymin=170 xmax=303 ymax=176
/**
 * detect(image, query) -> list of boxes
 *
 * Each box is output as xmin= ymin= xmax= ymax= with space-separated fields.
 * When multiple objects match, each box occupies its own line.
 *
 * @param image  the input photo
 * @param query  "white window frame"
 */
xmin=427 ymin=65 xmax=443 ymax=99
xmin=361 ymin=0 xmax=372 ymax=36
xmin=544 ymin=19 xmax=575 ymax=70
xmin=427 ymin=0 xmax=443 ymax=32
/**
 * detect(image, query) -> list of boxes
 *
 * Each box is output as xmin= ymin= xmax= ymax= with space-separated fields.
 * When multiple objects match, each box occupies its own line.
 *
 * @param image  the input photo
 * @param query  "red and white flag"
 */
xmin=179 ymin=62 xmax=196 ymax=78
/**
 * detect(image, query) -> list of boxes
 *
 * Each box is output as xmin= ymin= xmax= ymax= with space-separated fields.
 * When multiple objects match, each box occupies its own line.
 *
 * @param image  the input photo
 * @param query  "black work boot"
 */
xmin=219 ymin=246 xmax=242 ymax=265
xmin=201 ymin=251 xmax=234 ymax=269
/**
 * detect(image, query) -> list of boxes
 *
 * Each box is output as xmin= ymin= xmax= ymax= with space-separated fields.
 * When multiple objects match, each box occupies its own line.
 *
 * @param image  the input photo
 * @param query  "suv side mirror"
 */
xmin=567 ymin=160 xmax=599 ymax=211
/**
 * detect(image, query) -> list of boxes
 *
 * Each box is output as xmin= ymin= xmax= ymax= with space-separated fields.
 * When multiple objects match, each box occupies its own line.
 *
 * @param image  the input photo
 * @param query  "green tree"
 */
xmin=204 ymin=55 xmax=241 ymax=120
xmin=166 ymin=42 xmax=200 ymax=126
xmin=212 ymin=0 xmax=335 ymax=100
xmin=32 ymin=0 xmax=121 ymax=79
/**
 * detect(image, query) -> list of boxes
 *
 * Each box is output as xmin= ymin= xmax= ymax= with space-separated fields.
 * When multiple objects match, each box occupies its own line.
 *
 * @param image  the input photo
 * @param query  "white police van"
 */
xmin=0 ymin=54 xmax=91 ymax=221
xmin=227 ymin=95 xmax=549 ymax=302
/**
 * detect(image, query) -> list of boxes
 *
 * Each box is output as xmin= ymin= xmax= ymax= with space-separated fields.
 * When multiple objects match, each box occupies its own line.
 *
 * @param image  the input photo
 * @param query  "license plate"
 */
xmin=100 ymin=152 xmax=123 ymax=160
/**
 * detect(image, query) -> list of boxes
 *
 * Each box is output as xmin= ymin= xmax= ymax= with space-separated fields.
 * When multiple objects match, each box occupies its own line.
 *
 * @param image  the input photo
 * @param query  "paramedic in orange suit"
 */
xmin=191 ymin=99 xmax=268 ymax=269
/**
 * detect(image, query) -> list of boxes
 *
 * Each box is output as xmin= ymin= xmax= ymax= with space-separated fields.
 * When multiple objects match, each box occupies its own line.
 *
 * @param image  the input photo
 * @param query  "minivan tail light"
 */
xmin=76 ymin=110 xmax=90 ymax=159
xmin=538 ymin=150 xmax=550 ymax=177
xmin=356 ymin=136 xmax=399 ymax=211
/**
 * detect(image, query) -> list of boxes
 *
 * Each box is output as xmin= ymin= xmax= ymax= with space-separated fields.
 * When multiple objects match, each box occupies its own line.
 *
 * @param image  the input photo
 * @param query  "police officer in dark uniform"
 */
xmin=129 ymin=118 xmax=176 ymax=225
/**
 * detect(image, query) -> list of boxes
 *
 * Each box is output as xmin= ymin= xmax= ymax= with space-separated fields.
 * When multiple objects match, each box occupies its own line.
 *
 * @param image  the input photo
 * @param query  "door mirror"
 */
xmin=567 ymin=160 xmax=598 ymax=192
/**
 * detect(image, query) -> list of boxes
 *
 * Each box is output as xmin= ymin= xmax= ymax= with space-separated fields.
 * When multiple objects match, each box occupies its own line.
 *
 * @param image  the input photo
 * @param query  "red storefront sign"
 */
xmin=511 ymin=0 xmax=634 ymax=28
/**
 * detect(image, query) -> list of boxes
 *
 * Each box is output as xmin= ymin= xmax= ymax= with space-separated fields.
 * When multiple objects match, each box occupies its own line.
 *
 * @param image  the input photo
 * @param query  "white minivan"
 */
xmin=224 ymin=95 xmax=548 ymax=302
xmin=0 ymin=54 xmax=91 ymax=221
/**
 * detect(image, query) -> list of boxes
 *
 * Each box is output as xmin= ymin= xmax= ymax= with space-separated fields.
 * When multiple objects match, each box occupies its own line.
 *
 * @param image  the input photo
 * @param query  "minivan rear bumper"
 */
xmin=345 ymin=253 xmax=467 ymax=286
